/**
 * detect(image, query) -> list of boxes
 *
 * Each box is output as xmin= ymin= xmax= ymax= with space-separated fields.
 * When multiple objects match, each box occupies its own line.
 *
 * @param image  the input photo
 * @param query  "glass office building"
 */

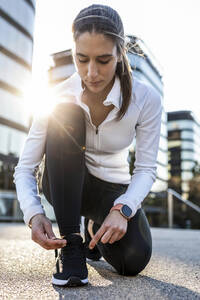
xmin=0 ymin=0 xmax=36 ymax=218
xmin=168 ymin=110 xmax=200 ymax=199
xmin=48 ymin=49 xmax=75 ymax=84
xmin=168 ymin=110 xmax=200 ymax=228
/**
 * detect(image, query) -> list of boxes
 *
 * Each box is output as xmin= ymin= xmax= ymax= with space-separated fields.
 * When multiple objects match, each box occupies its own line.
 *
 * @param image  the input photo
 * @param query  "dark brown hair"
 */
xmin=72 ymin=4 xmax=133 ymax=120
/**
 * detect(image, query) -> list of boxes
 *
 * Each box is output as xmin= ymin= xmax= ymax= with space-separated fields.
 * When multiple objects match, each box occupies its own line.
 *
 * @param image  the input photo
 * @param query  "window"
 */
xmin=0 ymin=89 xmax=30 ymax=126
xmin=0 ymin=125 xmax=27 ymax=157
xmin=0 ymin=18 xmax=33 ymax=65
xmin=181 ymin=151 xmax=194 ymax=160
xmin=0 ymin=53 xmax=31 ymax=90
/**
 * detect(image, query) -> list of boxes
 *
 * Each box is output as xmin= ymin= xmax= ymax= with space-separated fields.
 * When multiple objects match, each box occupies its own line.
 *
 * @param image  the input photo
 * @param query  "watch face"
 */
xmin=121 ymin=205 xmax=132 ymax=218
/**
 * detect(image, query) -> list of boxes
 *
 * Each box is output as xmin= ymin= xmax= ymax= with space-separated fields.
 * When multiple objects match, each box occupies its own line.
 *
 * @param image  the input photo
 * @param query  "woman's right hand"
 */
xmin=30 ymin=214 xmax=67 ymax=250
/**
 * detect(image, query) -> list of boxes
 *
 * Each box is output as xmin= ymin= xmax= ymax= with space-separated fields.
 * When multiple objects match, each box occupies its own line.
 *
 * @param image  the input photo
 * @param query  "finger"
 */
xmin=100 ymin=229 xmax=114 ymax=244
xmin=33 ymin=227 xmax=66 ymax=249
xmin=111 ymin=229 xmax=127 ymax=243
xmin=45 ymin=238 xmax=67 ymax=249
xmin=32 ymin=229 xmax=50 ymax=249
xmin=43 ymin=221 xmax=56 ymax=239
xmin=89 ymin=226 xmax=106 ymax=249
xmin=108 ymin=232 xmax=122 ymax=244
xmin=38 ymin=236 xmax=67 ymax=250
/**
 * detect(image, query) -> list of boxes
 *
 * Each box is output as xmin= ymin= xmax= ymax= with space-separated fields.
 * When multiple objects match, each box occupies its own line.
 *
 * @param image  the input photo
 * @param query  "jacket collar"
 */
xmin=102 ymin=75 xmax=121 ymax=110
xmin=55 ymin=72 xmax=122 ymax=110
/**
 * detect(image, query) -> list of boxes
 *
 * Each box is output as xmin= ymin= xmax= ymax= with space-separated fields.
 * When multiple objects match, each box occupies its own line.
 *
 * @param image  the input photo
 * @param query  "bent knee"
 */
xmin=53 ymin=102 xmax=84 ymax=115
xmin=119 ymin=246 xmax=152 ymax=276
xmin=50 ymin=102 xmax=85 ymax=129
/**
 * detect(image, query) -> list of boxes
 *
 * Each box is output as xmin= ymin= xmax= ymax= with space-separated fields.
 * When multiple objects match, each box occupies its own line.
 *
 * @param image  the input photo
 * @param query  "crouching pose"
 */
xmin=14 ymin=4 xmax=162 ymax=287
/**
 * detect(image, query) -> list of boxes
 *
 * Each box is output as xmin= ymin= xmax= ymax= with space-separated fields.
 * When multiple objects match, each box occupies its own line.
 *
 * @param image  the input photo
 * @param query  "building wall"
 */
xmin=48 ymin=49 xmax=75 ymax=84
xmin=0 ymin=0 xmax=36 ymax=192
xmin=168 ymin=111 xmax=200 ymax=199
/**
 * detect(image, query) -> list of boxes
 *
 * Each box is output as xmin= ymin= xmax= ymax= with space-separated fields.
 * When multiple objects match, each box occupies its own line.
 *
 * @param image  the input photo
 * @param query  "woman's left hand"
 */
xmin=89 ymin=210 xmax=128 ymax=249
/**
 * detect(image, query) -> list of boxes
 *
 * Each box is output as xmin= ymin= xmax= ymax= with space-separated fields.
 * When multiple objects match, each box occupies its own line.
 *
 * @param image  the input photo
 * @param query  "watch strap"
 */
xmin=110 ymin=204 xmax=132 ymax=220
xmin=110 ymin=204 xmax=123 ymax=213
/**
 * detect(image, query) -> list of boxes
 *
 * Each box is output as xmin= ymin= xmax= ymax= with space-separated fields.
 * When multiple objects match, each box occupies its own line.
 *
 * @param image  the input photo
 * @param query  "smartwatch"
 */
xmin=120 ymin=204 xmax=132 ymax=220
xmin=110 ymin=204 xmax=132 ymax=220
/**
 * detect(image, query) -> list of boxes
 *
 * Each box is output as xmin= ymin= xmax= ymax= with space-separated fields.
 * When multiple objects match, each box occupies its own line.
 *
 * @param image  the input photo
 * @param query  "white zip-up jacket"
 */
xmin=13 ymin=72 xmax=163 ymax=225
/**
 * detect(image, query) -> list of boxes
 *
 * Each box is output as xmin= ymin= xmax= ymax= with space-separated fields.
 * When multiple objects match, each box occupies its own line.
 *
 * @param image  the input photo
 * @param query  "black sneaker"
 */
xmin=84 ymin=218 xmax=102 ymax=261
xmin=52 ymin=233 xmax=88 ymax=287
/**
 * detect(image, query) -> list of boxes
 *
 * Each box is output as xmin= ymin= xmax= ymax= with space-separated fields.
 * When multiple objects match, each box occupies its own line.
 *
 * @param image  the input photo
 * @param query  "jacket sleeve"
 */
xmin=113 ymin=86 xmax=163 ymax=217
xmin=13 ymin=115 xmax=48 ymax=225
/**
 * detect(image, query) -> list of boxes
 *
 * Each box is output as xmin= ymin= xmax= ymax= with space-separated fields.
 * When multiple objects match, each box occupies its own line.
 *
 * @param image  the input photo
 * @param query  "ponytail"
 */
xmin=116 ymin=51 xmax=133 ymax=120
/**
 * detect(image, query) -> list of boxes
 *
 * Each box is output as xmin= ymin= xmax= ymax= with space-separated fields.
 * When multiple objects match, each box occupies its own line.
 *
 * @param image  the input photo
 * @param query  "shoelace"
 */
xmin=55 ymin=249 xmax=60 ymax=273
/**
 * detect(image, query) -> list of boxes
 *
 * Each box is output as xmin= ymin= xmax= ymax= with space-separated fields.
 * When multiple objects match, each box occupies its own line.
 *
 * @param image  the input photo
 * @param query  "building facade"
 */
xmin=48 ymin=49 xmax=75 ymax=85
xmin=168 ymin=110 xmax=200 ymax=199
xmin=0 ymin=0 xmax=36 ymax=218
xmin=168 ymin=110 xmax=200 ymax=228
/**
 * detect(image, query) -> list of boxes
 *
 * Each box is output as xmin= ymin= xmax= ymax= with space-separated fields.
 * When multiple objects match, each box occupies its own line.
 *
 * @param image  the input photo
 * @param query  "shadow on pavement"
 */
xmin=51 ymin=259 xmax=200 ymax=300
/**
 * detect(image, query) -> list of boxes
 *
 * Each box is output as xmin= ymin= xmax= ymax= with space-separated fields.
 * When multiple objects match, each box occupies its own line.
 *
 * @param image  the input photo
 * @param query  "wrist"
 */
xmin=110 ymin=208 xmax=128 ymax=221
xmin=110 ymin=204 xmax=132 ymax=220
xmin=28 ymin=213 xmax=45 ymax=228
xmin=110 ymin=204 xmax=123 ymax=213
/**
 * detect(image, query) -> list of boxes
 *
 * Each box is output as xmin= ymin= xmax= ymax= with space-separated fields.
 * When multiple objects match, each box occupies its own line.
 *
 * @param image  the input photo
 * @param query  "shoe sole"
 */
xmin=52 ymin=276 xmax=88 ymax=287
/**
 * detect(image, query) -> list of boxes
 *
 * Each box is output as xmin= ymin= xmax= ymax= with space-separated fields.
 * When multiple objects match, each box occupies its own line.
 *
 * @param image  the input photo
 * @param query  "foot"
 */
xmin=52 ymin=233 xmax=88 ymax=287
xmin=84 ymin=218 xmax=102 ymax=261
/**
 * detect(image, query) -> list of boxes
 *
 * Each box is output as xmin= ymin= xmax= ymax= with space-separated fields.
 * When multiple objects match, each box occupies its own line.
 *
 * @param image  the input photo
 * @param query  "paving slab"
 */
xmin=0 ymin=223 xmax=200 ymax=300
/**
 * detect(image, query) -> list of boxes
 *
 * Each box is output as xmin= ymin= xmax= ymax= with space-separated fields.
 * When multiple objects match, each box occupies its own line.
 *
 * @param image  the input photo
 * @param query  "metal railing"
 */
xmin=167 ymin=188 xmax=200 ymax=228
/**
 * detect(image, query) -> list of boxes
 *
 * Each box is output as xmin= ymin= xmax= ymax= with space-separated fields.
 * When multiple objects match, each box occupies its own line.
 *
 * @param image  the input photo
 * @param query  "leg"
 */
xmin=81 ymin=173 xmax=152 ymax=276
xmin=42 ymin=102 xmax=86 ymax=237
xmin=93 ymin=208 xmax=152 ymax=276
xmin=42 ymin=103 xmax=89 ymax=287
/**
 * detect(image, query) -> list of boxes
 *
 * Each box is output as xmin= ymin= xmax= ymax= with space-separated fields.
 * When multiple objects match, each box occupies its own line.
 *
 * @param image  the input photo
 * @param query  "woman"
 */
xmin=14 ymin=4 xmax=162 ymax=287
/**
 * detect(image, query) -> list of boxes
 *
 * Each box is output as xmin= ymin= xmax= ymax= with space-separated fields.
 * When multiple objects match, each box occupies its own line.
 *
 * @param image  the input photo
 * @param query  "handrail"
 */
xmin=167 ymin=188 xmax=200 ymax=228
xmin=168 ymin=188 xmax=200 ymax=213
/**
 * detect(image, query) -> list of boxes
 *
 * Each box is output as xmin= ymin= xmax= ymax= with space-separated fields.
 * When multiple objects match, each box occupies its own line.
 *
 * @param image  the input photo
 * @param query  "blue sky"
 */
xmin=32 ymin=0 xmax=200 ymax=118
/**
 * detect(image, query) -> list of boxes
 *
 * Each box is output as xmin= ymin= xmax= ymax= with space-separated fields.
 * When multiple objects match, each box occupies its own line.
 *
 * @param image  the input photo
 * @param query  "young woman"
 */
xmin=14 ymin=4 xmax=162 ymax=287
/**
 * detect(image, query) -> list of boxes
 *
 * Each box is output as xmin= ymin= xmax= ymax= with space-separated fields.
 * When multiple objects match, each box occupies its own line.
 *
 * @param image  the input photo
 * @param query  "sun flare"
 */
xmin=23 ymin=81 xmax=58 ymax=118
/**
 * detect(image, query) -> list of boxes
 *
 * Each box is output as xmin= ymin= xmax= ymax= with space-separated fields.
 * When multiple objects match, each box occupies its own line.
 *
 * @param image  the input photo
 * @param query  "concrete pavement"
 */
xmin=0 ymin=223 xmax=200 ymax=300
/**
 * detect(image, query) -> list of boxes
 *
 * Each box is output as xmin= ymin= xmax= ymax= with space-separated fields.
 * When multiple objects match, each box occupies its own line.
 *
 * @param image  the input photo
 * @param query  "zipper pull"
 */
xmin=96 ymin=127 xmax=99 ymax=134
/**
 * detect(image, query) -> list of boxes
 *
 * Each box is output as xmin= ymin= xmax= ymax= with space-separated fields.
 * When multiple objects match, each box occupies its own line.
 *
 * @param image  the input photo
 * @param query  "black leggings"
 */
xmin=42 ymin=102 xmax=152 ymax=276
